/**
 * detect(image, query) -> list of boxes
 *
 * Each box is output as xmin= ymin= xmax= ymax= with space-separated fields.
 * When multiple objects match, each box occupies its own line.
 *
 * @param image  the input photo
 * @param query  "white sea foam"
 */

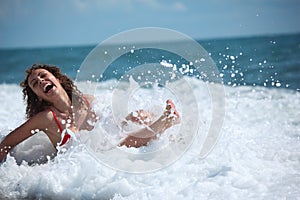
xmin=0 ymin=78 xmax=299 ymax=199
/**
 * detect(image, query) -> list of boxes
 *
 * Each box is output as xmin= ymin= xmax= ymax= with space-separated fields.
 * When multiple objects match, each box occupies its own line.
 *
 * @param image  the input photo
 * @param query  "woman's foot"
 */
xmin=163 ymin=99 xmax=181 ymax=128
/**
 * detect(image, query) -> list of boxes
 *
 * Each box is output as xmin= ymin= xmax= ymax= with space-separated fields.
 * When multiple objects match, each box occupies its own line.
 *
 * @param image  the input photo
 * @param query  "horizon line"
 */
xmin=0 ymin=32 xmax=299 ymax=50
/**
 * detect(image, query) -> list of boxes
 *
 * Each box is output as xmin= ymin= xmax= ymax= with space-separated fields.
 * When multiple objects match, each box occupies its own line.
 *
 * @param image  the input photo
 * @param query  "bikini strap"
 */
xmin=49 ymin=109 xmax=63 ymax=133
xmin=49 ymin=109 xmax=71 ymax=146
xmin=83 ymin=96 xmax=90 ymax=107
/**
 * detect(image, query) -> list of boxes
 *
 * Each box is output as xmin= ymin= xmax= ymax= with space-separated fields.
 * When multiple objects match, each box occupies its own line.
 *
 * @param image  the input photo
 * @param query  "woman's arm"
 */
xmin=0 ymin=111 xmax=49 ymax=163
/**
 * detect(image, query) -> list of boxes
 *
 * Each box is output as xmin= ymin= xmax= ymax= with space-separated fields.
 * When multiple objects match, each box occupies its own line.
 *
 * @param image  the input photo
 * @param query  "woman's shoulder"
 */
xmin=83 ymin=94 xmax=95 ymax=106
xmin=20 ymin=109 xmax=54 ymax=132
xmin=83 ymin=94 xmax=95 ymax=101
xmin=29 ymin=109 xmax=54 ymax=124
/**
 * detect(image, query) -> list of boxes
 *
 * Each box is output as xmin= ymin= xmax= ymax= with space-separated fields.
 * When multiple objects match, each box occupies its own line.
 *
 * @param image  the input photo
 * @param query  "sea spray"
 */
xmin=1 ymin=77 xmax=299 ymax=199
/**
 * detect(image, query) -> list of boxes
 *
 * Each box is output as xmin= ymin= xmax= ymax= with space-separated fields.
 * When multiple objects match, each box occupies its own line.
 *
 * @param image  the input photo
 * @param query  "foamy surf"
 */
xmin=0 ymin=77 xmax=299 ymax=199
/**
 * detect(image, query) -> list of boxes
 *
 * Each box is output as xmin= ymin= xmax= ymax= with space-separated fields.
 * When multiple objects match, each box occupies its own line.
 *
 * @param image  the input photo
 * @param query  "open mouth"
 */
xmin=43 ymin=83 xmax=55 ymax=94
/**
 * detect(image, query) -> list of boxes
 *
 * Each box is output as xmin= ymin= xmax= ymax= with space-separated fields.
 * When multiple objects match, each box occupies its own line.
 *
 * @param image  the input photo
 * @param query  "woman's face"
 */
xmin=28 ymin=69 xmax=62 ymax=102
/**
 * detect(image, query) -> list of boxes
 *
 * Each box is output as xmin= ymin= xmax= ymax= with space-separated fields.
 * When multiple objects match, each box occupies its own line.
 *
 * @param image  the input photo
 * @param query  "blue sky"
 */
xmin=0 ymin=0 xmax=299 ymax=48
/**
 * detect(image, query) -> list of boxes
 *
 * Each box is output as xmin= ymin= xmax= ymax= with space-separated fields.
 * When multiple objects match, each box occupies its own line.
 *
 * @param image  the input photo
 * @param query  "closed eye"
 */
xmin=33 ymin=80 xmax=38 ymax=87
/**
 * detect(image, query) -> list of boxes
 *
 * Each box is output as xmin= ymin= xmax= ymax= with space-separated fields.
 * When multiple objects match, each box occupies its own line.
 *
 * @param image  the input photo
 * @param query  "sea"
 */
xmin=0 ymin=33 xmax=299 ymax=199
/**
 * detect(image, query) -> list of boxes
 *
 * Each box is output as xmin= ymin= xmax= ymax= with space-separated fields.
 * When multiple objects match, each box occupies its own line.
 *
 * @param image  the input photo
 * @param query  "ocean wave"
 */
xmin=0 ymin=77 xmax=299 ymax=199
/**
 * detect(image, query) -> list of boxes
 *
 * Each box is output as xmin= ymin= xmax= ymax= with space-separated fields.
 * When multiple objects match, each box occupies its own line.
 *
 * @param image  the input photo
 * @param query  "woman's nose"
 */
xmin=37 ymin=77 xmax=44 ymax=85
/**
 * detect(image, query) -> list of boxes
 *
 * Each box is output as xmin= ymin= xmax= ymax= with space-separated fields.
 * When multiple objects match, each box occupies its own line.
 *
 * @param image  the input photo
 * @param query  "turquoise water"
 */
xmin=0 ymin=33 xmax=299 ymax=90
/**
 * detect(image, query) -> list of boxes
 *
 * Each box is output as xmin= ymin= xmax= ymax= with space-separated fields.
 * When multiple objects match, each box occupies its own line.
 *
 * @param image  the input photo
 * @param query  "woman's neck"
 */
xmin=52 ymin=92 xmax=72 ymax=114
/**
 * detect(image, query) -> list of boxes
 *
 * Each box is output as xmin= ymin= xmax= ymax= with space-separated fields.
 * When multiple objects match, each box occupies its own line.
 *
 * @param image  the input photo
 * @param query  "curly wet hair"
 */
xmin=20 ymin=64 xmax=84 ymax=119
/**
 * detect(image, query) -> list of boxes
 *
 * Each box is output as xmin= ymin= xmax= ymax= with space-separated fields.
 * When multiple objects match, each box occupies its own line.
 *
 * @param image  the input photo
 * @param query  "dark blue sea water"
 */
xmin=0 ymin=33 xmax=299 ymax=90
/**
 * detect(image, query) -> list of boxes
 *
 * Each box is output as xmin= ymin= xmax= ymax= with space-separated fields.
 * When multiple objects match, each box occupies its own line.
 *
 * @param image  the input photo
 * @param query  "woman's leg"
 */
xmin=122 ymin=109 xmax=154 ymax=126
xmin=119 ymin=99 xmax=180 ymax=148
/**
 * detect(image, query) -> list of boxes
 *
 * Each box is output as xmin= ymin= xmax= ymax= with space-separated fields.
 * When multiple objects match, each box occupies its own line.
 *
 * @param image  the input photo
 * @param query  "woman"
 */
xmin=0 ymin=64 xmax=180 ymax=163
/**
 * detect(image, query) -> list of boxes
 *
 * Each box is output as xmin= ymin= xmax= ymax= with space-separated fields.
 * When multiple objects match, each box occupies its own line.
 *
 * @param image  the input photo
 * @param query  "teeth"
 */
xmin=43 ymin=83 xmax=51 ymax=92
